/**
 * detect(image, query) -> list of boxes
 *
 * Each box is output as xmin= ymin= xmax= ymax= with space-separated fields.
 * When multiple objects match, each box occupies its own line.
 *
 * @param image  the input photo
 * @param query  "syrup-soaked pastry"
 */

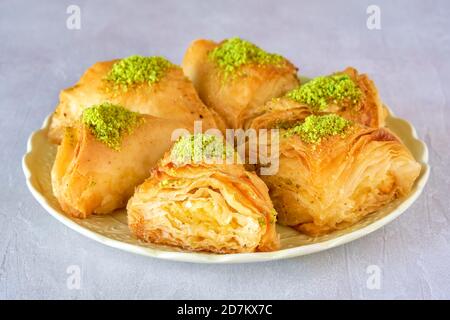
xmin=127 ymin=134 xmax=279 ymax=253
xmin=48 ymin=55 xmax=224 ymax=143
xmin=244 ymin=67 xmax=387 ymax=130
xmin=182 ymin=37 xmax=299 ymax=129
xmin=256 ymin=114 xmax=421 ymax=236
xmin=51 ymin=103 xmax=192 ymax=218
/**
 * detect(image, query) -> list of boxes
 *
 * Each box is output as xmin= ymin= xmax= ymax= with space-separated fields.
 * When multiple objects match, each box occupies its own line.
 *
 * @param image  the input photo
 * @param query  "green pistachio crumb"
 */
xmin=170 ymin=134 xmax=234 ymax=165
xmin=258 ymin=217 xmax=267 ymax=226
xmin=284 ymin=114 xmax=352 ymax=144
xmin=270 ymin=209 xmax=277 ymax=224
xmin=159 ymin=179 xmax=179 ymax=188
xmin=208 ymin=37 xmax=285 ymax=79
xmin=81 ymin=102 xmax=143 ymax=150
xmin=160 ymin=179 xmax=170 ymax=187
xmin=286 ymin=74 xmax=362 ymax=111
xmin=106 ymin=55 xmax=174 ymax=90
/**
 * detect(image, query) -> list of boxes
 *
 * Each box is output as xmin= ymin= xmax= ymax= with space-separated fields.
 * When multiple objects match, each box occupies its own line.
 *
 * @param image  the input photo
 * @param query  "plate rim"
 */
xmin=22 ymin=108 xmax=430 ymax=264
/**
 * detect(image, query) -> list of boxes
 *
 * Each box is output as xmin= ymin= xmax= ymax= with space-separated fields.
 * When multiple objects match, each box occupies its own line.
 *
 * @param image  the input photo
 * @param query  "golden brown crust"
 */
xmin=48 ymin=59 xmax=224 ymax=144
xmin=51 ymin=116 xmax=193 ymax=218
xmin=127 ymin=152 xmax=280 ymax=253
xmin=182 ymin=39 xmax=300 ymax=129
xmin=341 ymin=67 xmax=386 ymax=127
xmin=243 ymin=97 xmax=310 ymax=130
xmin=243 ymin=67 xmax=387 ymax=130
xmin=259 ymin=125 xmax=421 ymax=236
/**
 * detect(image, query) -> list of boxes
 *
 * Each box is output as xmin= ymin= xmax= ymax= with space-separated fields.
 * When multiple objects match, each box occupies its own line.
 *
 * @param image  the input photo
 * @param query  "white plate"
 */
xmin=22 ymin=107 xmax=429 ymax=263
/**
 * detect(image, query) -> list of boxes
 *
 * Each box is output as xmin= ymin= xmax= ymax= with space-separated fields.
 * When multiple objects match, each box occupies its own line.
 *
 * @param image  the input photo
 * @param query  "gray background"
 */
xmin=1 ymin=0 xmax=449 ymax=299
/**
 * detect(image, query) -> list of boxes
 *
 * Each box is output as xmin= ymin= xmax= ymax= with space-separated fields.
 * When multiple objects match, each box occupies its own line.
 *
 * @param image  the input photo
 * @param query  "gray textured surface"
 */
xmin=1 ymin=0 xmax=449 ymax=299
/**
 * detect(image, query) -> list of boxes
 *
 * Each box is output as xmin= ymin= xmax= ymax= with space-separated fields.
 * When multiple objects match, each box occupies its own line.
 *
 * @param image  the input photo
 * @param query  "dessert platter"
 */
xmin=23 ymin=38 xmax=429 ymax=263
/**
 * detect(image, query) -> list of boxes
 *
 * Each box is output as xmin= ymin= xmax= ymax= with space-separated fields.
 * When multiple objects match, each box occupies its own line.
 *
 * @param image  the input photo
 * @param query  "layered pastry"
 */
xmin=44 ymin=40 xmax=423 ymax=253
xmin=48 ymin=55 xmax=224 ymax=143
xmin=182 ymin=37 xmax=299 ymax=129
xmin=51 ymin=103 xmax=192 ymax=218
xmin=127 ymin=134 xmax=279 ymax=253
xmin=244 ymin=67 xmax=387 ymax=130
xmin=258 ymin=114 xmax=421 ymax=236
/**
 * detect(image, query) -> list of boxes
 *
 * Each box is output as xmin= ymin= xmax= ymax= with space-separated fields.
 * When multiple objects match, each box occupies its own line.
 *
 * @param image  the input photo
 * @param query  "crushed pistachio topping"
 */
xmin=286 ymin=74 xmax=362 ymax=111
xmin=159 ymin=179 xmax=180 ymax=188
xmin=106 ymin=55 xmax=174 ymax=90
xmin=208 ymin=37 xmax=285 ymax=79
xmin=270 ymin=208 xmax=277 ymax=224
xmin=170 ymin=134 xmax=234 ymax=165
xmin=81 ymin=102 xmax=143 ymax=150
xmin=284 ymin=114 xmax=352 ymax=144
xmin=159 ymin=179 xmax=170 ymax=187
xmin=258 ymin=217 xmax=266 ymax=227
xmin=259 ymin=209 xmax=277 ymax=226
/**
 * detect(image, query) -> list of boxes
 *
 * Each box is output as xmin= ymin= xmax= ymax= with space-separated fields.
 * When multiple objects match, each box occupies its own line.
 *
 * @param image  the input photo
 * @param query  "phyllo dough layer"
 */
xmin=127 ymin=134 xmax=279 ymax=253
xmin=259 ymin=115 xmax=421 ymax=236
xmin=244 ymin=67 xmax=386 ymax=130
xmin=49 ymin=55 xmax=223 ymax=143
xmin=182 ymin=37 xmax=299 ymax=129
xmin=52 ymin=104 xmax=192 ymax=218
